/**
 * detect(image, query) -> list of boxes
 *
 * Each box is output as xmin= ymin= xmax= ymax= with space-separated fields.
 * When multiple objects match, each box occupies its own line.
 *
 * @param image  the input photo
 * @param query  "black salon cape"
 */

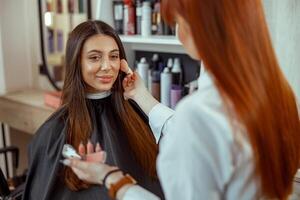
xmin=22 ymin=96 xmax=164 ymax=200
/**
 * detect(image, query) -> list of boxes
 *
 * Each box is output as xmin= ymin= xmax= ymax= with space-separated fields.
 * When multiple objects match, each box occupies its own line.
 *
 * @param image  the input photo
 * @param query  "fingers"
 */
xmin=87 ymin=140 xmax=94 ymax=154
xmin=123 ymin=74 xmax=135 ymax=88
xmin=122 ymin=77 xmax=128 ymax=89
xmin=95 ymin=142 xmax=102 ymax=152
xmin=85 ymin=151 xmax=106 ymax=163
xmin=77 ymin=141 xmax=104 ymax=156
xmin=120 ymin=59 xmax=133 ymax=75
xmin=78 ymin=142 xmax=85 ymax=156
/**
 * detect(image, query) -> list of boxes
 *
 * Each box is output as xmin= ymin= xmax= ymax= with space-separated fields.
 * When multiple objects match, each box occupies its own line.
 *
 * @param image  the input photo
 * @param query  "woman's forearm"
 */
xmin=133 ymin=90 xmax=160 ymax=116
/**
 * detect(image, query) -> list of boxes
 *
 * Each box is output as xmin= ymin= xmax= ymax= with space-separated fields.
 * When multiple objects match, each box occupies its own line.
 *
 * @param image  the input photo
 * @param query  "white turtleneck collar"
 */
xmin=86 ymin=90 xmax=112 ymax=99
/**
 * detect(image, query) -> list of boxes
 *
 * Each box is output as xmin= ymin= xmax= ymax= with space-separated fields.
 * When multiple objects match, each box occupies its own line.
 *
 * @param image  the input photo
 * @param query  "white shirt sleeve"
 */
xmin=148 ymin=103 xmax=174 ymax=143
xmin=123 ymin=185 xmax=160 ymax=200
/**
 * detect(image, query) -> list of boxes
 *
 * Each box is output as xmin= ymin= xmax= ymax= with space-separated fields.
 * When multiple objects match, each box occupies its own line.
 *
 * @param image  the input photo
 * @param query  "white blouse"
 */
xmin=123 ymin=68 xmax=258 ymax=200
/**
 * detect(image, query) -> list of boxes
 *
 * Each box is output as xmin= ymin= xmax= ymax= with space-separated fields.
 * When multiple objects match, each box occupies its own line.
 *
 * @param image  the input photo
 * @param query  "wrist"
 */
xmin=108 ymin=174 xmax=137 ymax=200
xmin=105 ymin=171 xmax=124 ymax=189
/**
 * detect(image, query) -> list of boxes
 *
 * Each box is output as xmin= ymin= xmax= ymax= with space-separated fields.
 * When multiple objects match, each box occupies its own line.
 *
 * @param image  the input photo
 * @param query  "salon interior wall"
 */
xmin=0 ymin=25 xmax=6 ymax=95
xmin=263 ymin=0 xmax=300 ymax=100
xmin=0 ymin=0 xmax=40 ymax=177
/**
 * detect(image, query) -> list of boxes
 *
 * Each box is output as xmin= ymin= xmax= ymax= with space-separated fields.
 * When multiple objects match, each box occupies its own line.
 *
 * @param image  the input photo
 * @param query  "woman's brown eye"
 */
xmin=110 ymin=55 xmax=119 ymax=60
xmin=89 ymin=56 xmax=101 ymax=61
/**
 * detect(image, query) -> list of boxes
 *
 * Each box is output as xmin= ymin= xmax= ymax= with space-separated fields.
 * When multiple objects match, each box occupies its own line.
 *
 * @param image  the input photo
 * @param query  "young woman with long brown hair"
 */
xmin=22 ymin=20 xmax=164 ymax=200
xmin=63 ymin=0 xmax=300 ymax=199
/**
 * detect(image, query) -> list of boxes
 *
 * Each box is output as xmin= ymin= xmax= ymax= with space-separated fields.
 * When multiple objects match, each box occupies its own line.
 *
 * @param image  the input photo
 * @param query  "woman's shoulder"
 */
xmin=172 ymin=87 xmax=254 ymax=172
xmin=176 ymin=88 xmax=225 ymax=123
xmin=172 ymin=88 xmax=234 ymax=146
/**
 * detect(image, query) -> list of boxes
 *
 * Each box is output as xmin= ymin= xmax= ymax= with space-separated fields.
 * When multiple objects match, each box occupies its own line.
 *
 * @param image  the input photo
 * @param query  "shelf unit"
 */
xmin=94 ymin=0 xmax=186 ymax=63
xmin=119 ymin=35 xmax=181 ymax=46
xmin=118 ymin=35 xmax=185 ymax=66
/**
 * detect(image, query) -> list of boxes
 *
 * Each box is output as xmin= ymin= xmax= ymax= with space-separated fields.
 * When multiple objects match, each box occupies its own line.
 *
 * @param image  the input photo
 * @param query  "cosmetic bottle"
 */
xmin=151 ymin=70 xmax=160 ymax=101
xmin=152 ymin=1 xmax=163 ymax=35
xmin=160 ymin=67 xmax=172 ymax=107
xmin=137 ymin=57 xmax=149 ymax=88
xmin=141 ymin=1 xmax=151 ymax=36
xmin=170 ymin=85 xmax=182 ymax=109
xmin=123 ymin=0 xmax=135 ymax=35
xmin=48 ymin=28 xmax=54 ymax=53
xmin=148 ymin=54 xmax=161 ymax=92
xmin=171 ymin=58 xmax=182 ymax=85
xmin=167 ymin=58 xmax=173 ymax=69
xmin=113 ymin=0 xmax=124 ymax=34
xmin=57 ymin=29 xmax=64 ymax=52
xmin=135 ymin=0 xmax=142 ymax=35
xmin=57 ymin=0 xmax=62 ymax=13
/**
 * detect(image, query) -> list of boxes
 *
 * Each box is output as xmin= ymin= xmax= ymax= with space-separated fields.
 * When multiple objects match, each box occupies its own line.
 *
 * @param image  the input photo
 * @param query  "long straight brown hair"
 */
xmin=162 ymin=0 xmax=300 ymax=199
xmin=61 ymin=20 xmax=158 ymax=191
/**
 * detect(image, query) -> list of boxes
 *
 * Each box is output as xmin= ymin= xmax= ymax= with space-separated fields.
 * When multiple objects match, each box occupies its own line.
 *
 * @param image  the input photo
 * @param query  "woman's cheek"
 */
xmin=112 ymin=60 xmax=121 ymax=71
xmin=85 ymin=63 xmax=99 ymax=74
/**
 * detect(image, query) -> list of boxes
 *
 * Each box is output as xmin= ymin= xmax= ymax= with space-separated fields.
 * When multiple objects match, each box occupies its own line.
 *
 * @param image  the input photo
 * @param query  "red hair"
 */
xmin=162 ymin=0 xmax=300 ymax=199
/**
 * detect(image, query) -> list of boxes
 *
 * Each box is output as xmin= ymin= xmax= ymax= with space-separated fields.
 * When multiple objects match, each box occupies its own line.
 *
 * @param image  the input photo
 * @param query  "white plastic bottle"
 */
xmin=141 ymin=1 xmax=152 ymax=37
xmin=160 ymin=67 xmax=172 ymax=107
xmin=137 ymin=57 xmax=149 ymax=88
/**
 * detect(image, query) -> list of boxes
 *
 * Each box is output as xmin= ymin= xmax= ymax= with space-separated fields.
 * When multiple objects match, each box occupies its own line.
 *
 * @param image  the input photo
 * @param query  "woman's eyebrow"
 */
xmin=87 ymin=49 xmax=119 ymax=54
xmin=110 ymin=49 xmax=119 ymax=53
xmin=87 ymin=49 xmax=102 ymax=54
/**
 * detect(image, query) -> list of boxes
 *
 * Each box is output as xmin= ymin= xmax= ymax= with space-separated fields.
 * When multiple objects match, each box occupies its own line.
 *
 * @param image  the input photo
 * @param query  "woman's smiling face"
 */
xmin=81 ymin=34 xmax=121 ymax=93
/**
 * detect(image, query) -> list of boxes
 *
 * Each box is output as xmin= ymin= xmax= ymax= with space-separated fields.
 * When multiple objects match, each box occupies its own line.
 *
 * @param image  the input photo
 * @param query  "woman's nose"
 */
xmin=100 ymin=58 xmax=112 ymax=71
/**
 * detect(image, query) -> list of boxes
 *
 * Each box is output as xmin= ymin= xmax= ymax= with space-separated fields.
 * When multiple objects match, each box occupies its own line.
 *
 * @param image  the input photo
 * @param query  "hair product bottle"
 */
xmin=167 ymin=58 xmax=173 ymax=69
xmin=152 ymin=1 xmax=163 ymax=35
xmin=135 ymin=0 xmax=142 ymax=35
xmin=151 ymin=70 xmax=161 ymax=101
xmin=170 ymin=85 xmax=182 ymax=109
xmin=113 ymin=0 xmax=124 ymax=34
xmin=57 ymin=29 xmax=64 ymax=52
xmin=148 ymin=54 xmax=159 ymax=89
xmin=123 ymin=0 xmax=135 ymax=35
xmin=171 ymin=58 xmax=182 ymax=85
xmin=160 ymin=67 xmax=172 ymax=107
xmin=141 ymin=1 xmax=151 ymax=37
xmin=137 ymin=57 xmax=149 ymax=88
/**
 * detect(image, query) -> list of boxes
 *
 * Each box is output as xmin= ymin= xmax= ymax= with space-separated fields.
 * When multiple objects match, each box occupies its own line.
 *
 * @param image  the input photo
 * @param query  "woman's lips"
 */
xmin=96 ymin=75 xmax=113 ymax=83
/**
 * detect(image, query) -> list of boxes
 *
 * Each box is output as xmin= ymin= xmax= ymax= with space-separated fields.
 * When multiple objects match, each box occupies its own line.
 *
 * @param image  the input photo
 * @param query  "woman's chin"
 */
xmin=95 ymin=84 xmax=113 ymax=92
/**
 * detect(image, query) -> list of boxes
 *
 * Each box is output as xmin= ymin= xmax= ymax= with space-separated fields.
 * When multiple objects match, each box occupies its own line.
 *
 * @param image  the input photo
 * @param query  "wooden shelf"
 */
xmin=0 ymin=89 xmax=55 ymax=134
xmin=119 ymin=35 xmax=181 ymax=46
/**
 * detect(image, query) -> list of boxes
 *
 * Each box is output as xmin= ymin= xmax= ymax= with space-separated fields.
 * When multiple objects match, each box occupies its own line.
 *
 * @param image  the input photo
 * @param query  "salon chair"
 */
xmin=0 ymin=146 xmax=24 ymax=200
